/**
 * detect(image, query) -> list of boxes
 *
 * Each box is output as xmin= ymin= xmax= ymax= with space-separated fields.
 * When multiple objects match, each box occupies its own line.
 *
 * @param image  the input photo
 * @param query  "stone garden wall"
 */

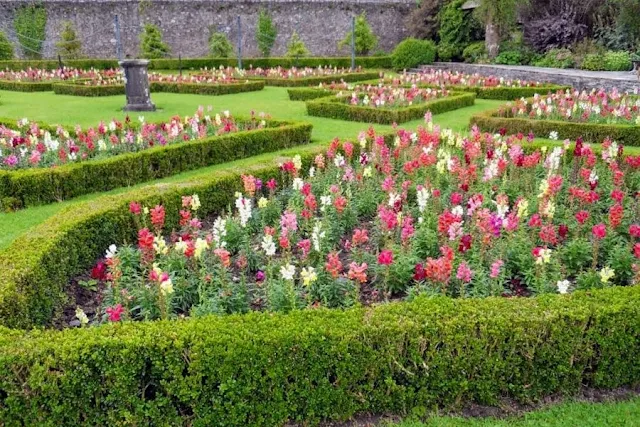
xmin=0 ymin=0 xmax=414 ymax=58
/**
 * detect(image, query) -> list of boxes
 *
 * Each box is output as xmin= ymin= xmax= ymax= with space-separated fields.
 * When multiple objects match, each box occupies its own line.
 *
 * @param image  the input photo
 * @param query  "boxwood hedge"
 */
xmin=0 ymin=139 xmax=638 ymax=425
xmin=0 ymin=119 xmax=312 ymax=210
xmin=470 ymin=103 xmax=640 ymax=145
xmin=306 ymin=92 xmax=476 ymax=124
xmin=245 ymin=71 xmax=381 ymax=87
xmin=0 ymin=80 xmax=54 ymax=92
xmin=52 ymin=80 xmax=266 ymax=97
xmin=0 ymin=56 xmax=393 ymax=71
xmin=442 ymin=84 xmax=569 ymax=100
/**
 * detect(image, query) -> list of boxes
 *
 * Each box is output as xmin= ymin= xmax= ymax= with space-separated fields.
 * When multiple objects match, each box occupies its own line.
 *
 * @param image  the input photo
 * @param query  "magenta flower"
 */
xmin=490 ymin=260 xmax=504 ymax=279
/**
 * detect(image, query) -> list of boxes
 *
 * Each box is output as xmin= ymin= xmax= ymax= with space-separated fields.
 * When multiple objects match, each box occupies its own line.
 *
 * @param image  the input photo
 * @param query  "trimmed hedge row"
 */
xmin=471 ymin=105 xmax=640 ymax=145
xmin=443 ymin=85 xmax=569 ymax=100
xmin=0 ymin=56 xmax=393 ymax=71
xmin=0 ymin=80 xmax=53 ymax=92
xmin=0 ymin=281 xmax=638 ymax=424
xmin=52 ymin=80 xmax=266 ymax=97
xmin=306 ymin=92 xmax=476 ymax=124
xmin=246 ymin=71 xmax=381 ymax=87
xmin=288 ymin=87 xmax=337 ymax=101
xmin=0 ymin=119 xmax=312 ymax=210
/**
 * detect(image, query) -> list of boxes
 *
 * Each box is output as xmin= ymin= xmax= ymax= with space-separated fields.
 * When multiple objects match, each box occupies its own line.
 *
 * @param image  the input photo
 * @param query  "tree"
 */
xmin=408 ymin=0 xmax=446 ymax=40
xmin=256 ymin=9 xmax=277 ymax=57
xmin=286 ymin=31 xmax=309 ymax=58
xmin=56 ymin=21 xmax=82 ymax=59
xmin=140 ymin=23 xmax=170 ymax=59
xmin=339 ymin=12 xmax=378 ymax=55
xmin=0 ymin=32 xmax=14 ymax=60
xmin=209 ymin=31 xmax=234 ymax=58
xmin=474 ymin=0 xmax=527 ymax=59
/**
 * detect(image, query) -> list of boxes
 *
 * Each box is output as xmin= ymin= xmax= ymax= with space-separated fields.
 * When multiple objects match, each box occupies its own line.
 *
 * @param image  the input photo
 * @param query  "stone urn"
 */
xmin=119 ymin=59 xmax=156 ymax=111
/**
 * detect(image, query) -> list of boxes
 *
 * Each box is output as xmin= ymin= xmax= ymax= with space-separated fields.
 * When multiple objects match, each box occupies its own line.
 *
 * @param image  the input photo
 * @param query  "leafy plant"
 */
xmin=56 ymin=21 xmax=82 ymax=59
xmin=286 ymin=31 xmax=309 ymax=58
xmin=437 ymin=42 xmax=459 ymax=62
xmin=0 ymin=31 xmax=14 ymax=60
xmin=391 ymin=38 xmax=436 ymax=69
xmin=474 ymin=0 xmax=527 ymax=58
xmin=437 ymin=0 xmax=482 ymax=60
xmin=603 ymin=51 xmax=632 ymax=71
xmin=495 ymin=50 xmax=524 ymax=65
xmin=580 ymin=53 xmax=603 ymax=71
xmin=209 ymin=31 xmax=233 ymax=58
xmin=407 ymin=0 xmax=445 ymax=40
xmin=13 ymin=3 xmax=47 ymax=59
xmin=533 ymin=48 xmax=575 ymax=68
xmin=256 ymin=9 xmax=277 ymax=57
xmin=339 ymin=12 xmax=378 ymax=55
xmin=462 ymin=41 xmax=486 ymax=63
xmin=140 ymin=23 xmax=170 ymax=59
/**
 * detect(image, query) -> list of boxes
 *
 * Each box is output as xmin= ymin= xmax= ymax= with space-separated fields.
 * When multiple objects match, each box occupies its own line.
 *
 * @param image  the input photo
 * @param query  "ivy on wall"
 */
xmin=13 ymin=2 xmax=47 ymax=59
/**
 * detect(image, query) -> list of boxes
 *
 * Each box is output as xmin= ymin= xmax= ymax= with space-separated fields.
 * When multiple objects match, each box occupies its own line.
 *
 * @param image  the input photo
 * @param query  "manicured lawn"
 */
xmin=391 ymin=397 xmax=640 ymax=427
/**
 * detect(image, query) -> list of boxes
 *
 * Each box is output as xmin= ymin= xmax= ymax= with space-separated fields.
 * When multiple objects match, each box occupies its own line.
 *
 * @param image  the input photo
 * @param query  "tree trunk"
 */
xmin=485 ymin=17 xmax=499 ymax=60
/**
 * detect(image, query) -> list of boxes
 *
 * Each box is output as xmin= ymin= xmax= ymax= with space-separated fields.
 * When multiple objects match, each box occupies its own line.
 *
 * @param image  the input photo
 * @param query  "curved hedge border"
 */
xmin=0 ymin=139 xmax=638 ymax=424
xmin=52 ymin=80 xmax=266 ymax=97
xmin=0 ymin=119 xmax=312 ymax=210
xmin=0 ymin=80 xmax=53 ymax=92
xmin=0 ymin=56 xmax=393 ymax=71
xmin=246 ymin=71 xmax=381 ymax=87
xmin=470 ymin=103 xmax=640 ymax=145
xmin=306 ymin=92 xmax=476 ymax=124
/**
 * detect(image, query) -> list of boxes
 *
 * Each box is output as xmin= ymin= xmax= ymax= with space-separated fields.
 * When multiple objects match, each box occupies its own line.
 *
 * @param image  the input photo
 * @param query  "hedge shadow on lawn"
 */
xmin=0 ymin=118 xmax=312 ymax=210
xmin=52 ymin=80 xmax=266 ymax=97
xmin=306 ymin=91 xmax=476 ymax=124
xmin=470 ymin=102 xmax=640 ymax=145
xmin=0 ymin=138 xmax=637 ymax=424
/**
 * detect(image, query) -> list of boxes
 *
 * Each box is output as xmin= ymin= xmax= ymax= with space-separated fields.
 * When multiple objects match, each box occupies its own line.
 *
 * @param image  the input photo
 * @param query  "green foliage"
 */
xmin=256 ymin=9 xmax=278 ymax=57
xmin=0 ymin=119 xmax=311 ymax=212
xmin=52 ymin=80 xmax=265 ymax=97
xmin=0 ymin=286 xmax=638 ymax=424
xmin=339 ymin=12 xmax=378 ymax=55
xmin=306 ymin=92 xmax=476 ymax=125
xmin=462 ymin=41 xmax=486 ymax=63
xmin=208 ymin=31 xmax=233 ymax=58
xmin=533 ymin=48 xmax=575 ymax=69
xmin=391 ymin=38 xmax=436 ymax=70
xmin=471 ymin=105 xmax=640 ymax=145
xmin=474 ymin=0 xmax=526 ymax=34
xmin=603 ymin=51 xmax=632 ymax=71
xmin=580 ymin=54 xmax=603 ymax=71
xmin=407 ymin=0 xmax=445 ymax=40
xmin=56 ymin=21 xmax=82 ymax=59
xmin=287 ymin=87 xmax=335 ymax=101
xmin=437 ymin=43 xmax=459 ymax=62
xmin=0 ymin=80 xmax=52 ymax=92
xmin=494 ymin=50 xmax=524 ymax=65
xmin=13 ymin=3 xmax=47 ymax=59
xmin=0 ymin=32 xmax=14 ymax=60
xmin=249 ymin=71 xmax=380 ymax=87
xmin=285 ymin=31 xmax=309 ymax=58
xmin=140 ymin=23 xmax=170 ymax=59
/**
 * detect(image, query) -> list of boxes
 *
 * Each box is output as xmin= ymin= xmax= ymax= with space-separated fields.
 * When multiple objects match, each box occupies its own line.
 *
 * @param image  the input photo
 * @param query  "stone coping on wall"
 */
xmin=424 ymin=62 xmax=640 ymax=92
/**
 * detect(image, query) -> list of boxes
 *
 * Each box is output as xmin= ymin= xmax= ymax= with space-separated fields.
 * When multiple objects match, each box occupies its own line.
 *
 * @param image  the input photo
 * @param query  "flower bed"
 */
xmin=382 ymin=70 xmax=568 ymax=100
xmin=0 ymin=111 xmax=312 ymax=209
xmin=52 ymin=72 xmax=266 ymax=97
xmin=0 ymin=126 xmax=638 ymax=424
xmin=471 ymin=89 xmax=640 ymax=144
xmin=197 ymin=66 xmax=381 ymax=87
xmin=306 ymin=88 xmax=476 ymax=124
xmin=0 ymin=67 xmax=112 ymax=92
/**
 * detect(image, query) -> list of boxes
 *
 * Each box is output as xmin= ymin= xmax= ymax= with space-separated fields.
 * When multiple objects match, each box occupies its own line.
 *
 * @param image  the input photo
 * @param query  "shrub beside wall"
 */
xmin=0 ymin=120 xmax=312 ymax=210
xmin=306 ymin=92 xmax=476 ymax=124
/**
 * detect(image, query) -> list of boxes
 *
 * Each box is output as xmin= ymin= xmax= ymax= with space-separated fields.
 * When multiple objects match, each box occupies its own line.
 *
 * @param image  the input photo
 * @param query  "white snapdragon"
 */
xmin=212 ymin=217 xmax=227 ymax=248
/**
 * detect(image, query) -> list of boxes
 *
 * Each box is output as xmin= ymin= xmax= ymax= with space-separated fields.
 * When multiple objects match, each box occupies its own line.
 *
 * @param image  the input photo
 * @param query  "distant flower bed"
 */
xmin=238 ymin=65 xmax=365 ymax=79
xmin=0 ymin=108 xmax=268 ymax=169
xmin=386 ymin=70 xmax=544 ymax=88
xmin=341 ymin=85 xmax=449 ymax=109
xmin=80 ymin=72 xmax=245 ymax=87
xmin=0 ymin=67 xmax=117 ymax=82
xmin=498 ymin=89 xmax=640 ymax=125
xmin=71 ymin=119 xmax=640 ymax=326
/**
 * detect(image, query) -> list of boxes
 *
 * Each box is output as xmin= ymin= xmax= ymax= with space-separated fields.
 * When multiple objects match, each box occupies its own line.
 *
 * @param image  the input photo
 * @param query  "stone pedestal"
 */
xmin=119 ymin=59 xmax=156 ymax=112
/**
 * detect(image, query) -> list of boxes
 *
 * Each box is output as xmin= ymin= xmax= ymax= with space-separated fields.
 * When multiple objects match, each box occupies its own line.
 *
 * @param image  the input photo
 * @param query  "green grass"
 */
xmin=392 ymin=397 xmax=640 ymax=427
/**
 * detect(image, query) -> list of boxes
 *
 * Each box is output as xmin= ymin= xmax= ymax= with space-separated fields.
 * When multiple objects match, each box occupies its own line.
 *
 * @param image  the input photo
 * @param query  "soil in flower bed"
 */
xmin=63 ymin=122 xmax=640 ymax=328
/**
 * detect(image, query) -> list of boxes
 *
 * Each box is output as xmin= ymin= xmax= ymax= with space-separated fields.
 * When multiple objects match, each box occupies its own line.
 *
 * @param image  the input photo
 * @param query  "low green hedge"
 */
xmin=0 ymin=284 xmax=637 ymax=425
xmin=52 ymin=80 xmax=266 ymax=97
xmin=288 ymin=87 xmax=337 ymax=101
xmin=446 ymin=85 xmax=569 ymax=100
xmin=0 ymin=80 xmax=54 ymax=92
xmin=306 ymin=91 xmax=476 ymax=124
xmin=471 ymin=105 xmax=640 ymax=145
xmin=0 ymin=56 xmax=393 ymax=71
xmin=246 ymin=71 xmax=381 ymax=87
xmin=0 ymin=119 xmax=312 ymax=210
